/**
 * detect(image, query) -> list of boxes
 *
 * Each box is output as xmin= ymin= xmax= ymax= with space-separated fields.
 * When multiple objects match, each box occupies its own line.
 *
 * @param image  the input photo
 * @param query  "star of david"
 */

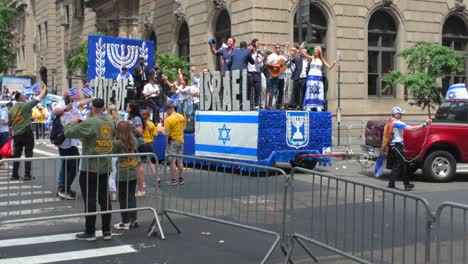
xmin=218 ymin=124 xmax=231 ymax=145
xmin=310 ymin=83 xmax=320 ymax=95
xmin=448 ymin=91 xmax=456 ymax=99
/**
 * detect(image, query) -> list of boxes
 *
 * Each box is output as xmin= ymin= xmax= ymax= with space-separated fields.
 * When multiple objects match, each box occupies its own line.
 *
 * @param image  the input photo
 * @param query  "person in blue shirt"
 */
xmin=209 ymin=37 xmax=236 ymax=73
xmin=227 ymin=41 xmax=256 ymax=71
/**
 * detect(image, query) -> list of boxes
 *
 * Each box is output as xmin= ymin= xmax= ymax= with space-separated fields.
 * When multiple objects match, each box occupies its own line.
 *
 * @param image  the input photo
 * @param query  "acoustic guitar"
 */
xmin=268 ymin=59 xmax=287 ymax=78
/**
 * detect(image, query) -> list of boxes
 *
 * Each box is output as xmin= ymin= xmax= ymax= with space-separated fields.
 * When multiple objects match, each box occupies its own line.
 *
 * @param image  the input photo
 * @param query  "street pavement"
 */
xmin=0 ymin=142 xmax=468 ymax=263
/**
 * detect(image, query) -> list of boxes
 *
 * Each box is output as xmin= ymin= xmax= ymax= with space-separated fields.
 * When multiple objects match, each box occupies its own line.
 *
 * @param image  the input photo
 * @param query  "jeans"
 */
xmin=293 ymin=78 xmax=307 ymax=108
xmin=34 ymin=123 xmax=45 ymax=139
xmin=248 ymin=72 xmax=261 ymax=108
xmin=57 ymin=146 xmax=79 ymax=192
xmin=389 ymin=144 xmax=409 ymax=186
xmin=269 ymin=78 xmax=285 ymax=107
xmin=12 ymin=130 xmax=34 ymax=177
xmin=118 ymin=179 xmax=137 ymax=223
xmin=146 ymin=97 xmax=160 ymax=124
xmin=79 ymin=171 xmax=112 ymax=234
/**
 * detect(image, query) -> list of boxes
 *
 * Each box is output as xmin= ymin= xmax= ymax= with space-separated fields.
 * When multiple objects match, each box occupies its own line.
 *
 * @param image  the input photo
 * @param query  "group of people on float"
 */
xmin=208 ymin=37 xmax=339 ymax=111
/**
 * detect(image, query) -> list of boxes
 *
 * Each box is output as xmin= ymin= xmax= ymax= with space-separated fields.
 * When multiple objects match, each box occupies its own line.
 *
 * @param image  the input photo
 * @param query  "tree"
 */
xmin=0 ymin=2 xmax=17 ymax=74
xmin=382 ymin=42 xmax=465 ymax=117
xmin=65 ymin=40 xmax=88 ymax=80
xmin=155 ymin=53 xmax=190 ymax=81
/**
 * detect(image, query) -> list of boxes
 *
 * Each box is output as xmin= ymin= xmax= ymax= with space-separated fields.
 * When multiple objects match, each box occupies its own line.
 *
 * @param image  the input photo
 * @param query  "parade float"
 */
xmin=86 ymin=35 xmax=332 ymax=171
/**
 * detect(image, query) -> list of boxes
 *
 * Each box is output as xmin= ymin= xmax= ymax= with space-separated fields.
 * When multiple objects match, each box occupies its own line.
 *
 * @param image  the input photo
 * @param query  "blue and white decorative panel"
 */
xmin=87 ymin=35 xmax=154 ymax=80
xmin=195 ymin=111 xmax=259 ymax=161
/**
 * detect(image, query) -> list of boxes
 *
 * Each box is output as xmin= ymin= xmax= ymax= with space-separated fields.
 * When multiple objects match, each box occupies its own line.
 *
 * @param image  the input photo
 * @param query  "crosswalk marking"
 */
xmin=0 ymin=245 xmax=137 ymax=264
xmin=0 ymin=231 xmax=104 ymax=248
xmin=0 ymin=206 xmax=73 ymax=217
xmin=0 ymin=185 xmax=42 ymax=191
xmin=0 ymin=191 xmax=53 ymax=198
xmin=0 ymin=198 xmax=60 ymax=207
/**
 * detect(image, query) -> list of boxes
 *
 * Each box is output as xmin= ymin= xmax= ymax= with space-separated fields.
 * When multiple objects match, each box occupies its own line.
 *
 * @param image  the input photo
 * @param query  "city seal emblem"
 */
xmin=286 ymin=111 xmax=309 ymax=149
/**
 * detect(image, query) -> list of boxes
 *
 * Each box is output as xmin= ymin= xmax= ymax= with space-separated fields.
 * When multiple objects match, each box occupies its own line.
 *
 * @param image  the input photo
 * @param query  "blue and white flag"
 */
xmin=446 ymin=83 xmax=468 ymax=100
xmin=195 ymin=111 xmax=259 ymax=161
xmin=87 ymin=35 xmax=154 ymax=80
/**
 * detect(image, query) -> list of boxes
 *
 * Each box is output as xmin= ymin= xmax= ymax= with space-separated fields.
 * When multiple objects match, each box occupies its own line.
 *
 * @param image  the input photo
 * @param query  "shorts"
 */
xmin=166 ymin=140 xmax=183 ymax=164
xmin=138 ymin=143 xmax=157 ymax=163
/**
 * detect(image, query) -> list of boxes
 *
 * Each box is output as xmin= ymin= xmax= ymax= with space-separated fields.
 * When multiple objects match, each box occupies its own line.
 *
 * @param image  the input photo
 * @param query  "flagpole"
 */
xmin=337 ymin=51 xmax=343 ymax=146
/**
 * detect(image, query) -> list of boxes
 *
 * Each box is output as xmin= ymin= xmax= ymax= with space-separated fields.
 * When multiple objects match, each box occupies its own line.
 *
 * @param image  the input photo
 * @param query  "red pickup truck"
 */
xmin=363 ymin=99 xmax=468 ymax=182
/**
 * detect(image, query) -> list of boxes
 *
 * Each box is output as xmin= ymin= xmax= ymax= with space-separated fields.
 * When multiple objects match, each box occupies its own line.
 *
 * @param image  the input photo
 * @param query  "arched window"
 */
xmin=214 ymin=10 xmax=231 ymax=71
xmin=293 ymin=2 xmax=327 ymax=50
xmin=442 ymin=15 xmax=468 ymax=93
xmin=177 ymin=22 xmax=190 ymax=62
xmin=368 ymin=10 xmax=397 ymax=97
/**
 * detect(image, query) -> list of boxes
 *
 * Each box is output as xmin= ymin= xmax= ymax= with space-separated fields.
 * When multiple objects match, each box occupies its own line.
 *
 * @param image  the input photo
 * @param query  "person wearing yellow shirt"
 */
xmin=32 ymin=103 xmax=48 ymax=140
xmin=163 ymin=104 xmax=186 ymax=186
xmin=138 ymin=109 xmax=159 ymax=186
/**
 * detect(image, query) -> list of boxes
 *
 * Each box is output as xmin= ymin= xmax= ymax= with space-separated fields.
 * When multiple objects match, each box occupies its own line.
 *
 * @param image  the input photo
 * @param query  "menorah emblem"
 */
xmin=106 ymin=43 xmax=140 ymax=70
xmin=286 ymin=111 xmax=310 ymax=149
xmin=291 ymin=116 xmax=304 ymax=140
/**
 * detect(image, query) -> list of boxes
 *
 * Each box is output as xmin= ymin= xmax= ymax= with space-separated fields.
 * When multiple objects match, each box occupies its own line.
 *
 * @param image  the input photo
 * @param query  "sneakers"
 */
xmin=10 ymin=175 xmax=20 ymax=181
xmin=113 ymin=222 xmax=130 ymax=230
xmin=75 ymin=232 xmax=96 ymax=241
xmin=130 ymin=221 xmax=139 ymax=228
xmin=57 ymin=188 xmax=76 ymax=200
xmin=136 ymin=191 xmax=146 ymax=197
xmin=22 ymin=176 xmax=35 ymax=181
xmin=179 ymin=178 xmax=185 ymax=185
xmin=102 ymin=231 xmax=112 ymax=241
xmin=404 ymin=183 xmax=415 ymax=191
xmin=170 ymin=179 xmax=178 ymax=186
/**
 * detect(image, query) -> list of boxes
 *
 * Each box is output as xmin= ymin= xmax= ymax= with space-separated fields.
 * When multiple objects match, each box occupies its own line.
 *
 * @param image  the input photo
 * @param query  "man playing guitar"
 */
xmin=266 ymin=43 xmax=290 ymax=108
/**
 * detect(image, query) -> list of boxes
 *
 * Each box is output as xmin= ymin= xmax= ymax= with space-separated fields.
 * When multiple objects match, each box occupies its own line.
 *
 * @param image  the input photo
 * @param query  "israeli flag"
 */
xmin=446 ymin=83 xmax=468 ymax=100
xmin=195 ymin=111 xmax=259 ymax=161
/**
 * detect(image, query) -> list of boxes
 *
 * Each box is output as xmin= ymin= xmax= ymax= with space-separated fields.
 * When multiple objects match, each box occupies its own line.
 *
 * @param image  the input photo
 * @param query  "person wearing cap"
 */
xmin=382 ymin=106 xmax=432 ymax=191
xmin=163 ymin=104 xmax=186 ymax=186
xmin=133 ymin=57 xmax=150 ymax=99
xmin=64 ymin=98 xmax=115 ymax=241
xmin=32 ymin=103 xmax=48 ymax=140
xmin=116 ymin=66 xmax=134 ymax=86
xmin=0 ymin=102 xmax=12 ymax=169
xmin=9 ymin=82 xmax=47 ymax=181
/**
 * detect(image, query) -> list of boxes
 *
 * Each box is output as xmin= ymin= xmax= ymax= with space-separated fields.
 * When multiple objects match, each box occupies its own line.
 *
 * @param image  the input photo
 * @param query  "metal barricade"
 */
xmin=284 ymin=167 xmax=433 ymax=264
xmin=160 ymin=154 xmax=288 ymax=264
xmin=0 ymin=153 xmax=164 ymax=239
xmin=333 ymin=120 xmax=366 ymax=147
xmin=435 ymin=202 xmax=468 ymax=264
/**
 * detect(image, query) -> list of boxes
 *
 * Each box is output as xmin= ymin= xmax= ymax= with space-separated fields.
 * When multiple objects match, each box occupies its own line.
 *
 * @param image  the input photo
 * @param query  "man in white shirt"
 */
xmin=190 ymin=86 xmax=200 ymax=113
xmin=247 ymin=41 xmax=264 ymax=109
xmin=267 ymin=43 xmax=288 ymax=108
xmin=143 ymin=74 xmax=160 ymax=123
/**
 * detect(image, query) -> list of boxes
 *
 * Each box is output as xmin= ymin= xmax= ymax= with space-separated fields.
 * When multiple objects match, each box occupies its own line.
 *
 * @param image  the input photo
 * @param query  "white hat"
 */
xmin=391 ymin=106 xmax=406 ymax=115
xmin=37 ymin=103 xmax=43 ymax=107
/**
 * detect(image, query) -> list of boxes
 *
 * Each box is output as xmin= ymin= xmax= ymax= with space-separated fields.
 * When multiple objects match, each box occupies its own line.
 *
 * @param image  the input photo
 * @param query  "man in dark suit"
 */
xmin=133 ymin=57 xmax=150 ymax=99
xmin=291 ymin=48 xmax=310 ymax=109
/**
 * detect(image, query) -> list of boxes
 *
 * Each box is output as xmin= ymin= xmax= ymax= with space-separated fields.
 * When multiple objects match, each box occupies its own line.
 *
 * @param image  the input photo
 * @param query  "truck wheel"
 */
xmin=423 ymin=150 xmax=456 ymax=182
xmin=292 ymin=158 xmax=318 ymax=170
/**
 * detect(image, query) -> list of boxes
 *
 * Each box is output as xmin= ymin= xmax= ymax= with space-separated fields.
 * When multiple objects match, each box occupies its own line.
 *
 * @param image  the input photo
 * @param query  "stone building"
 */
xmin=8 ymin=0 xmax=468 ymax=118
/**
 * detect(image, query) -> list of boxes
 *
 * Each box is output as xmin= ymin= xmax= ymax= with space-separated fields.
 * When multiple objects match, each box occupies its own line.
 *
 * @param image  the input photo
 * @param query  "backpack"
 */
xmin=50 ymin=115 xmax=65 ymax=146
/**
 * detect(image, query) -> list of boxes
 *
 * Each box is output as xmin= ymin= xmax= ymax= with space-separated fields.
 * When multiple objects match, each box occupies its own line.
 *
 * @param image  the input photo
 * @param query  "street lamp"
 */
xmin=337 ymin=51 xmax=343 ymax=146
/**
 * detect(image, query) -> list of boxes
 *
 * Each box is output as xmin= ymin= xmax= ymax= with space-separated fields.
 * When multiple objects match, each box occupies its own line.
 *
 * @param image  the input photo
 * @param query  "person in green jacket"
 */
xmin=9 ymin=82 xmax=47 ymax=181
xmin=64 ymin=98 xmax=115 ymax=241
xmin=112 ymin=120 xmax=139 ymax=230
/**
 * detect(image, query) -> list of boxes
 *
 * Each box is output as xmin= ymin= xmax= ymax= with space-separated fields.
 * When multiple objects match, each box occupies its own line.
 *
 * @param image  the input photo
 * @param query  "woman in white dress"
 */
xmin=303 ymin=46 xmax=337 ymax=111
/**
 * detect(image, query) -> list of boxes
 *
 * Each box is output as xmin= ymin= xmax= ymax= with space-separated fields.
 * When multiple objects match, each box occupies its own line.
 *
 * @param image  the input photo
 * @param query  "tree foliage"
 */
xmin=0 ymin=2 xmax=17 ymax=74
xmin=65 ymin=40 xmax=88 ymax=79
xmin=155 ymin=53 xmax=190 ymax=81
xmin=382 ymin=42 xmax=465 ymax=116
